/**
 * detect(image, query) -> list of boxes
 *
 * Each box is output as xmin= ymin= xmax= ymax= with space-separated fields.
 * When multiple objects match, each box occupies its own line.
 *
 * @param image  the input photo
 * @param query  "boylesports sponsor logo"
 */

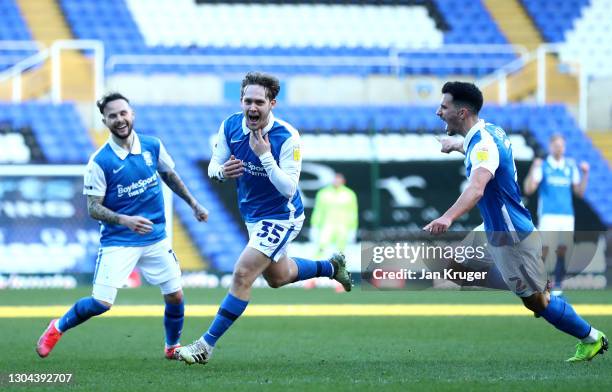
xmin=117 ymin=173 xmax=158 ymax=198
xmin=243 ymin=161 xmax=268 ymax=177
xmin=547 ymin=176 xmax=571 ymax=187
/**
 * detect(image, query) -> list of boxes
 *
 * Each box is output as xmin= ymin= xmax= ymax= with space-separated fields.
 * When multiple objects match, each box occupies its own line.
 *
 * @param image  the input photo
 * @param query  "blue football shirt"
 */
xmin=463 ymin=120 xmax=535 ymax=245
xmin=534 ymin=156 xmax=580 ymax=217
xmin=209 ymin=112 xmax=304 ymax=223
xmin=83 ymin=132 xmax=174 ymax=247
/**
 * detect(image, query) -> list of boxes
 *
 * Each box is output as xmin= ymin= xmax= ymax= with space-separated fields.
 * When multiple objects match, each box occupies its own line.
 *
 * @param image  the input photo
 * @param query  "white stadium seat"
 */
xmin=126 ymin=0 xmax=443 ymax=49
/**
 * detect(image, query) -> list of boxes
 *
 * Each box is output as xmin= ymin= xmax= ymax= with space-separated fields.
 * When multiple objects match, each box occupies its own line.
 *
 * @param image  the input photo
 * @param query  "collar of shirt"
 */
xmin=546 ymin=155 xmax=566 ymax=169
xmin=108 ymin=131 xmax=142 ymax=160
xmin=462 ymin=119 xmax=485 ymax=153
xmin=241 ymin=112 xmax=276 ymax=136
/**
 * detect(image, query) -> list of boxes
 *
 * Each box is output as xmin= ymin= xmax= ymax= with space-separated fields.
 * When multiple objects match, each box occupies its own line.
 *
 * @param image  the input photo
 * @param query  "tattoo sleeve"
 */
xmin=159 ymin=170 xmax=196 ymax=208
xmin=87 ymin=195 xmax=122 ymax=225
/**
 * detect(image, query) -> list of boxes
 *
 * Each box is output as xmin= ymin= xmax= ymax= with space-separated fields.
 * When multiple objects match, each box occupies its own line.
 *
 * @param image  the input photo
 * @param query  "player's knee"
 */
xmin=164 ymin=290 xmax=183 ymax=304
xmin=556 ymin=246 xmax=567 ymax=257
xmin=521 ymin=292 xmax=549 ymax=313
xmin=92 ymin=283 xmax=118 ymax=306
xmin=232 ymin=266 xmax=256 ymax=289
xmin=264 ymin=275 xmax=284 ymax=289
xmin=160 ymin=278 xmax=183 ymax=303
xmin=96 ymin=299 xmax=113 ymax=309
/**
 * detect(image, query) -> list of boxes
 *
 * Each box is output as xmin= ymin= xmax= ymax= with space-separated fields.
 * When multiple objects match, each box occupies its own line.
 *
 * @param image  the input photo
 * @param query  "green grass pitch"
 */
xmin=1 ymin=287 xmax=611 ymax=391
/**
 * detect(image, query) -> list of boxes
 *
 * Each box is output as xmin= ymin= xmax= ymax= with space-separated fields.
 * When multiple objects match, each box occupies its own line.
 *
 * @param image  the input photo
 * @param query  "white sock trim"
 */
xmin=581 ymin=327 xmax=600 ymax=343
xmin=54 ymin=319 xmax=62 ymax=333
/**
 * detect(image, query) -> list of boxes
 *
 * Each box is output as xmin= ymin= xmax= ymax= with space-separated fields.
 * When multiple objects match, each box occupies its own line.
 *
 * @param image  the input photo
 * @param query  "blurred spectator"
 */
xmin=311 ymin=172 xmax=358 ymax=258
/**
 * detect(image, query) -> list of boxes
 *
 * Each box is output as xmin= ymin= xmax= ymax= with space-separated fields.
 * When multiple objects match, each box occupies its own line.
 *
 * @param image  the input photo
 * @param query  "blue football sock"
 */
xmin=553 ymin=255 xmax=566 ymax=288
xmin=293 ymin=257 xmax=334 ymax=281
xmin=57 ymin=297 xmax=110 ymax=332
xmin=203 ymin=293 xmax=248 ymax=347
xmin=539 ymin=295 xmax=591 ymax=339
xmin=164 ymin=300 xmax=184 ymax=347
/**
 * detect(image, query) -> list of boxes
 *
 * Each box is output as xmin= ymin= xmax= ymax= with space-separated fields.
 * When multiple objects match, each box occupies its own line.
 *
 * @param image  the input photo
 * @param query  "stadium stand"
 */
xmin=131 ymin=103 xmax=611 ymax=270
xmin=59 ymin=0 xmax=516 ymax=76
xmin=2 ymin=95 xmax=608 ymax=270
xmin=0 ymin=124 xmax=43 ymax=164
xmin=0 ymin=0 xmax=35 ymax=72
xmin=523 ymin=0 xmax=612 ymax=76
xmin=522 ymin=0 xmax=590 ymax=43
xmin=0 ymin=102 xmax=92 ymax=164
xmin=1 ymin=0 xmax=610 ymax=272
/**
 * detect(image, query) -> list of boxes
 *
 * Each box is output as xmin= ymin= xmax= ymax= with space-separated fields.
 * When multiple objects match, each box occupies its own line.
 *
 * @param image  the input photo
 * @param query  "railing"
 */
xmin=0 ymin=40 xmax=45 ymax=102
xmin=476 ymin=43 xmax=589 ymax=129
xmin=0 ymin=40 xmax=104 ymax=103
xmin=477 ymin=51 xmax=535 ymax=105
xmin=106 ymin=44 xmax=526 ymax=76
xmin=0 ymin=40 xmax=596 ymax=130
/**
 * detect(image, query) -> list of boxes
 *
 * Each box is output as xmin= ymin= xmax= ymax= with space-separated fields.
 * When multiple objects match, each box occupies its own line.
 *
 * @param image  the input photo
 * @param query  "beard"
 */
xmin=110 ymin=123 xmax=133 ymax=139
xmin=443 ymin=119 xmax=461 ymax=136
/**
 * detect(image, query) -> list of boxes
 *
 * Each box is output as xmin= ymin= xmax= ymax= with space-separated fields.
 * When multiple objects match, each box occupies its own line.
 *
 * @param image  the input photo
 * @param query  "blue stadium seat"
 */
xmin=7 ymin=101 xmax=600 ymax=269
xmin=522 ymin=0 xmax=589 ymax=42
xmin=57 ymin=0 xmax=518 ymax=77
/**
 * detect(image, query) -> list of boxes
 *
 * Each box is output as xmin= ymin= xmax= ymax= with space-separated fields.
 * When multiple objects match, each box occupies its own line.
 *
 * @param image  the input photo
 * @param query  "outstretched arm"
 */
xmin=159 ymin=169 xmax=208 ymax=222
xmin=423 ymin=168 xmax=493 ymax=234
xmin=157 ymin=140 xmax=208 ymax=222
xmin=572 ymin=161 xmax=589 ymax=197
xmin=523 ymin=158 xmax=543 ymax=196
xmin=436 ymin=135 xmax=465 ymax=155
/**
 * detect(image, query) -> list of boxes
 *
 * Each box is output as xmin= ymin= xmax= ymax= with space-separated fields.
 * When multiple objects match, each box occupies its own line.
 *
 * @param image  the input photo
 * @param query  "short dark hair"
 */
xmin=241 ymin=72 xmax=280 ymax=101
xmin=96 ymin=92 xmax=130 ymax=114
xmin=441 ymin=81 xmax=483 ymax=114
xmin=550 ymin=133 xmax=565 ymax=142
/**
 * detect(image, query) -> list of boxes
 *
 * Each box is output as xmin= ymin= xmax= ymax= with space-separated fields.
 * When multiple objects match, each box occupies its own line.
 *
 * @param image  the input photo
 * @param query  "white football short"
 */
xmin=92 ymin=238 xmax=181 ymax=303
xmin=538 ymin=214 xmax=574 ymax=249
xmin=487 ymin=230 xmax=546 ymax=297
xmin=246 ymin=215 xmax=305 ymax=262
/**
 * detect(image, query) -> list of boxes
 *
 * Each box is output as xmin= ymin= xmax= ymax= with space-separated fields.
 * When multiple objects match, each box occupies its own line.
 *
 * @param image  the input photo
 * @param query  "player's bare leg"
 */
xmin=178 ymin=247 xmax=269 ymax=365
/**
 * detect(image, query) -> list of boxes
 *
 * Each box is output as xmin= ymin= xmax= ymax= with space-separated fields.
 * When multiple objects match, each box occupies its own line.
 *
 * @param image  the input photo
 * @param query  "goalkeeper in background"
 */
xmin=311 ymin=172 xmax=358 ymax=258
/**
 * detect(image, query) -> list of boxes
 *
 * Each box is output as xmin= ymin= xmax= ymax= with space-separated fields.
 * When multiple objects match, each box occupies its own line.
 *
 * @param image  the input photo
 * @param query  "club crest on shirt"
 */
xmin=142 ymin=151 xmax=153 ymax=166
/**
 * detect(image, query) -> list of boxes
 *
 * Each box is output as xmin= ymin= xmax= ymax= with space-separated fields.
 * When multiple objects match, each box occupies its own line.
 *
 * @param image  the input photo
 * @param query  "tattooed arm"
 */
xmin=158 ymin=169 xmax=209 ymax=222
xmin=87 ymin=195 xmax=153 ymax=234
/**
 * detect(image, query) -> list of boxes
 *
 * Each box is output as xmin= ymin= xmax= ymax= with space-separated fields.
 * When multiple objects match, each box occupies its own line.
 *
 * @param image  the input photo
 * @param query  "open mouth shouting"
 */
xmin=246 ymin=112 xmax=260 ymax=128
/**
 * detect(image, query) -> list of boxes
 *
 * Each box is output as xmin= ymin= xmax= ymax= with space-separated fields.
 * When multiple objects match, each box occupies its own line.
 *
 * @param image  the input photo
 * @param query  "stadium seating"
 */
xmin=0 ymin=102 xmax=93 ymax=164
xmin=59 ymin=0 xmax=515 ymax=76
xmin=521 ymin=0 xmax=590 ymax=43
xmin=135 ymin=103 xmax=612 ymax=270
xmin=2 ymin=100 xmax=610 ymax=269
xmin=523 ymin=0 xmax=612 ymax=76
xmin=558 ymin=0 xmax=612 ymax=77
xmin=0 ymin=0 xmax=36 ymax=71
